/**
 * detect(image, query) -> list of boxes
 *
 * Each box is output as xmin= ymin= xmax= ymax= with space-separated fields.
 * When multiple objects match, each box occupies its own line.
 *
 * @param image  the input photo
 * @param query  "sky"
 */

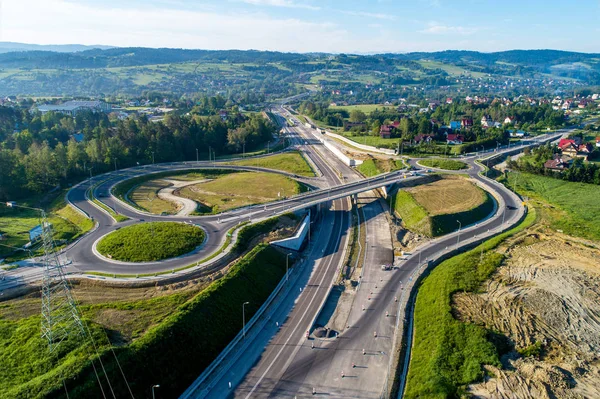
xmin=1 ymin=0 xmax=599 ymax=53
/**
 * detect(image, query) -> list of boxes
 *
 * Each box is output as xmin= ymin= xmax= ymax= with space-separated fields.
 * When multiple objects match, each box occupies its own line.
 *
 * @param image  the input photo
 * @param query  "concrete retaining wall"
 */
xmin=325 ymin=131 xmax=397 ymax=155
xmin=271 ymin=211 xmax=310 ymax=251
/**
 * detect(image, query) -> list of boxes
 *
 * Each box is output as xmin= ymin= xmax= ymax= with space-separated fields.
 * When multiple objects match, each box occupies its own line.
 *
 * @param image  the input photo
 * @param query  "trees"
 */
xmin=0 ymin=104 xmax=276 ymax=201
xmin=349 ymin=109 xmax=367 ymax=123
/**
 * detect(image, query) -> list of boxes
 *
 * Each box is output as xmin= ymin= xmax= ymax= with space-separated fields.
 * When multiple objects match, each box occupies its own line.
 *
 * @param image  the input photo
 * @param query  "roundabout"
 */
xmin=95 ymin=221 xmax=206 ymax=263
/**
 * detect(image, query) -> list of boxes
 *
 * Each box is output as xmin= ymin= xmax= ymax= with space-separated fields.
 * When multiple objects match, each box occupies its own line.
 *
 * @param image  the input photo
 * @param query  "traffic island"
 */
xmin=95 ymin=221 xmax=206 ymax=262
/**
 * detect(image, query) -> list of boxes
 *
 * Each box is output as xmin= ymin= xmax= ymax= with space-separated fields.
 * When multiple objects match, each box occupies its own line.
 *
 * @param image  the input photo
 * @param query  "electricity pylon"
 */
xmin=6 ymin=202 xmax=85 ymax=352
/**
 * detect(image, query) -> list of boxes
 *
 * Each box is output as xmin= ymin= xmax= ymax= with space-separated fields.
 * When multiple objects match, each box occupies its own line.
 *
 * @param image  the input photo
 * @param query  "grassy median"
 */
xmin=419 ymin=158 xmax=468 ymax=170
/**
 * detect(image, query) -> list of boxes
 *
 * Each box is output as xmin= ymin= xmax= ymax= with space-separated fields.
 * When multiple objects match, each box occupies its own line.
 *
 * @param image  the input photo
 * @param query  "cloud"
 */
xmin=0 ymin=0 xmax=350 ymax=52
xmin=341 ymin=10 xmax=397 ymax=21
xmin=420 ymin=22 xmax=479 ymax=35
xmin=239 ymin=0 xmax=320 ymax=10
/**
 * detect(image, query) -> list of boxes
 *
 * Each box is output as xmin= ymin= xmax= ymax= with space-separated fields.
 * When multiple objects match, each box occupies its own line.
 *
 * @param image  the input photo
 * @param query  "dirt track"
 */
xmin=454 ymin=228 xmax=600 ymax=398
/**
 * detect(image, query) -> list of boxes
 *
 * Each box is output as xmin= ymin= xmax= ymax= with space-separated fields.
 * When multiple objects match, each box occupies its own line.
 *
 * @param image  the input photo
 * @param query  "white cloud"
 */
xmin=341 ymin=10 xmax=397 ymax=21
xmin=238 ymin=0 xmax=320 ymax=10
xmin=0 ymin=0 xmax=347 ymax=52
xmin=420 ymin=22 xmax=479 ymax=35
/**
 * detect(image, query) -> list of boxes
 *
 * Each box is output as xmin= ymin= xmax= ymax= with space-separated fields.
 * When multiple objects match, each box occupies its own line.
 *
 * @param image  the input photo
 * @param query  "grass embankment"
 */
xmin=357 ymin=158 xmax=405 ymax=177
xmin=390 ymin=177 xmax=494 ymax=237
xmin=228 ymin=151 xmax=315 ymax=177
xmin=502 ymin=171 xmax=600 ymax=241
xmin=419 ymin=158 xmax=469 ymax=170
xmin=405 ymin=209 xmax=536 ymax=399
xmin=0 ymin=244 xmax=289 ymax=399
xmin=129 ymin=179 xmax=178 ymax=215
xmin=0 ymin=192 xmax=94 ymax=262
xmin=179 ymin=171 xmax=306 ymax=214
xmin=96 ymin=222 xmax=205 ymax=262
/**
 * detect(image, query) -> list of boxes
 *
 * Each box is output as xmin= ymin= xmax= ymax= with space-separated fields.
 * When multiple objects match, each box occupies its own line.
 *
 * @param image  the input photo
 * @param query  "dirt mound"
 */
xmin=453 ymin=232 xmax=600 ymax=398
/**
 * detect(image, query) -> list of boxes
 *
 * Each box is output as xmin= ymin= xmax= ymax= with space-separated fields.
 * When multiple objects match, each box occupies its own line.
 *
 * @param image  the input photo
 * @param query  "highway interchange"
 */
xmin=0 ymin=99 xmax=571 ymax=398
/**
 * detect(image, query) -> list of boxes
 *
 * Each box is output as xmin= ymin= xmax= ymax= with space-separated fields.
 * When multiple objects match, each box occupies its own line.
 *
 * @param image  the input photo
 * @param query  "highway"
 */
xmin=0 ymin=96 xmax=573 ymax=398
xmin=182 ymin=107 xmax=554 ymax=398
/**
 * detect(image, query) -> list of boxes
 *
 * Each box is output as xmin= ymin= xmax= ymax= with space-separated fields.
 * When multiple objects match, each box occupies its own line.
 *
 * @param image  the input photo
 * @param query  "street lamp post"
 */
xmin=456 ymin=220 xmax=462 ymax=247
xmin=196 ymin=148 xmax=199 ymax=164
xmin=152 ymin=384 xmax=160 ymax=399
xmin=242 ymin=302 xmax=250 ymax=339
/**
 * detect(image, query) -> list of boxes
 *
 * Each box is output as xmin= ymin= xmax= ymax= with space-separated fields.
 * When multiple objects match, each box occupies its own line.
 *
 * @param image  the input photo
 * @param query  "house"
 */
xmin=592 ymin=94 xmax=599 ymax=100
xmin=544 ymin=155 xmax=572 ymax=171
xmin=446 ymin=134 xmax=464 ymax=145
xmin=596 ymin=137 xmax=600 ymax=148
xmin=559 ymin=138 xmax=593 ymax=159
xmin=461 ymin=118 xmax=473 ymax=129
xmin=449 ymin=121 xmax=461 ymax=130
xmin=481 ymin=115 xmax=494 ymax=128
xmin=414 ymin=134 xmax=434 ymax=144
xmin=380 ymin=125 xmax=394 ymax=139
xmin=218 ymin=110 xmax=228 ymax=121
xmin=504 ymin=116 xmax=516 ymax=124
xmin=446 ymin=97 xmax=453 ymax=104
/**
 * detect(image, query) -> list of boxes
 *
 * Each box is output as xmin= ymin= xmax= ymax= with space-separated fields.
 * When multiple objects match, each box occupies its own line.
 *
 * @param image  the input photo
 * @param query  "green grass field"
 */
xmin=341 ymin=134 xmax=400 ymax=149
xmin=228 ymin=151 xmax=315 ymax=177
xmin=0 ymin=194 xmax=94 ymax=261
xmin=357 ymin=158 xmax=404 ymax=177
xmin=503 ymin=172 xmax=600 ymax=241
xmin=96 ymin=222 xmax=205 ymax=262
xmin=405 ymin=209 xmax=536 ymax=398
xmin=0 ymin=244 xmax=289 ymax=399
xmin=178 ymin=171 xmax=305 ymax=214
xmin=418 ymin=158 xmax=469 ymax=170
xmin=330 ymin=104 xmax=395 ymax=115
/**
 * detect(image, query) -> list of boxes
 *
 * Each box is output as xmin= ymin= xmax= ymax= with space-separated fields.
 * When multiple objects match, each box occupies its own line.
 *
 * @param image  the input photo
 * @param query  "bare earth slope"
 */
xmin=454 ymin=228 xmax=600 ymax=399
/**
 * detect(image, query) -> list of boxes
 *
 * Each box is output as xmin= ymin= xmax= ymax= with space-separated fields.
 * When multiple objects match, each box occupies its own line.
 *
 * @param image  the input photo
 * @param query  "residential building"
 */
xmin=461 ymin=118 xmax=473 ymax=129
xmin=414 ymin=134 xmax=434 ymax=144
xmin=446 ymin=134 xmax=464 ymax=145
xmin=504 ymin=116 xmax=516 ymax=124
xmin=380 ymin=125 xmax=394 ymax=139
xmin=544 ymin=155 xmax=572 ymax=171
xmin=449 ymin=121 xmax=461 ymax=130
xmin=559 ymin=138 xmax=593 ymax=159
xmin=596 ymin=137 xmax=600 ymax=148
xmin=481 ymin=115 xmax=494 ymax=128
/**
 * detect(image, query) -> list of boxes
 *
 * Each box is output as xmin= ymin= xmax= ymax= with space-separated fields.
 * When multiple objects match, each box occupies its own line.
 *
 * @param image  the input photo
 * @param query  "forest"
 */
xmin=0 ymin=100 xmax=277 ymax=201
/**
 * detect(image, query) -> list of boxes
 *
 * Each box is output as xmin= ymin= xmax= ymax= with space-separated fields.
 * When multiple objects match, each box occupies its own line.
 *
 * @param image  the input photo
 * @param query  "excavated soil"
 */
xmin=453 ymin=228 xmax=600 ymax=398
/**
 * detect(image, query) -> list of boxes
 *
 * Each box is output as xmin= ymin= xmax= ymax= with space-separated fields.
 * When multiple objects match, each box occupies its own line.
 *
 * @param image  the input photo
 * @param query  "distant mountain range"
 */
xmin=0 ymin=42 xmax=114 ymax=54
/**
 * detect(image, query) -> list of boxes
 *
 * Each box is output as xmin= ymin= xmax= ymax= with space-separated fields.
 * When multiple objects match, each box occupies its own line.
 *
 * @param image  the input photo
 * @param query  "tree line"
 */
xmin=0 ymin=106 xmax=277 ymax=201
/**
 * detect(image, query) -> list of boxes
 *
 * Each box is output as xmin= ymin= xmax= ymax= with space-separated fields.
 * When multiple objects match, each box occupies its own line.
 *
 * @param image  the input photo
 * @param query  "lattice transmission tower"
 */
xmin=6 ymin=202 xmax=85 ymax=352
xmin=39 ymin=209 xmax=85 ymax=352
